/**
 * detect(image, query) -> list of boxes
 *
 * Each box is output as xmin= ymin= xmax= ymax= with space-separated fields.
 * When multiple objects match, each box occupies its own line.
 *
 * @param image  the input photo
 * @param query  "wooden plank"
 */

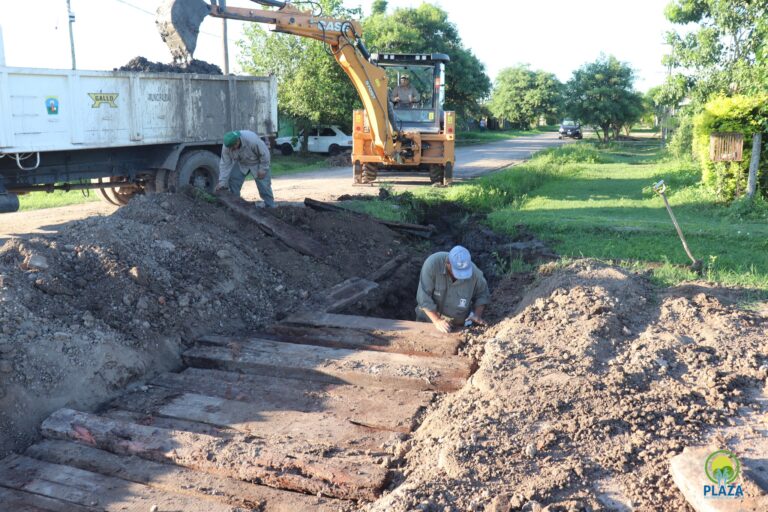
xmin=218 ymin=192 xmax=327 ymax=257
xmin=109 ymin=387 xmax=397 ymax=451
xmin=26 ymin=440 xmax=350 ymax=512
xmin=151 ymin=368 xmax=432 ymax=432
xmin=0 ymin=455 xmax=236 ymax=512
xmin=366 ymin=253 xmax=409 ymax=282
xmin=265 ymin=324 xmax=459 ymax=356
xmin=0 ymin=485 xmax=95 ymax=512
xmin=102 ymin=408 xmax=236 ymax=438
xmin=283 ymin=311 xmax=460 ymax=340
xmin=41 ymin=408 xmax=386 ymax=501
xmin=317 ymin=277 xmax=379 ymax=313
xmin=186 ymin=337 xmax=470 ymax=392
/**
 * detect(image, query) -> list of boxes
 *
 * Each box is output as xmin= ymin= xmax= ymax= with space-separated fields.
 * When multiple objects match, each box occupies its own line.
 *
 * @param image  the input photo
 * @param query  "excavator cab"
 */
xmin=353 ymin=53 xmax=455 ymax=185
xmin=374 ymin=53 xmax=449 ymax=134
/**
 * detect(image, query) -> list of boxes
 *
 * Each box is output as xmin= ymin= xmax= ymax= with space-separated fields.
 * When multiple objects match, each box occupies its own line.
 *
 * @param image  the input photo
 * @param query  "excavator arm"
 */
xmin=157 ymin=0 xmax=395 ymax=159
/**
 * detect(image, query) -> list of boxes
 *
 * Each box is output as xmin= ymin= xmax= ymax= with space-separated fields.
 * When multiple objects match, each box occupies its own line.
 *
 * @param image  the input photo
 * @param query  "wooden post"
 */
xmin=747 ymin=132 xmax=762 ymax=199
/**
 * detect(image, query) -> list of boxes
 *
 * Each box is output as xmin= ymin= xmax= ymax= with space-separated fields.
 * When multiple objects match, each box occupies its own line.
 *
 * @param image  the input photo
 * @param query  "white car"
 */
xmin=275 ymin=125 xmax=353 ymax=156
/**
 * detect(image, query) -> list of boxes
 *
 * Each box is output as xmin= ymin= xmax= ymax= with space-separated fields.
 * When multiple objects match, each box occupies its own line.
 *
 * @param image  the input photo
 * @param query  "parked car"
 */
xmin=275 ymin=125 xmax=353 ymax=156
xmin=558 ymin=120 xmax=583 ymax=139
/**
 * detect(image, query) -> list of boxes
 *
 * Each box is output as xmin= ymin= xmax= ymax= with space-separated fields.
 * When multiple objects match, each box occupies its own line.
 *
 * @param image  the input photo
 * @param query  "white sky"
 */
xmin=2 ymin=0 xmax=675 ymax=91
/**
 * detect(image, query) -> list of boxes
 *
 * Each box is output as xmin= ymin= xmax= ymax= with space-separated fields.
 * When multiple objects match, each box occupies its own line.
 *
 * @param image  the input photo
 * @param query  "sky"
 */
xmin=2 ymin=0 xmax=676 ymax=92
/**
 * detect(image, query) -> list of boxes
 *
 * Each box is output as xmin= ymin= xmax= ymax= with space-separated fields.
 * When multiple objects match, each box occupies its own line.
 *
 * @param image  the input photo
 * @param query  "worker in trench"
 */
xmin=415 ymin=246 xmax=491 ymax=333
xmin=216 ymin=130 xmax=275 ymax=208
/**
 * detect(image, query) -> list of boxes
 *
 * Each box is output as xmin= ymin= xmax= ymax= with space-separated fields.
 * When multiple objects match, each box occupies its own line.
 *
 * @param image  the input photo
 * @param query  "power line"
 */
xmin=110 ymin=0 xmax=220 ymax=38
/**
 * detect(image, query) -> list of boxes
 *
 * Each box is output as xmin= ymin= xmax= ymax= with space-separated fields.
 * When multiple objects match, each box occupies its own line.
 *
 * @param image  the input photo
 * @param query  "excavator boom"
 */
xmin=157 ymin=0 xmax=394 ymax=159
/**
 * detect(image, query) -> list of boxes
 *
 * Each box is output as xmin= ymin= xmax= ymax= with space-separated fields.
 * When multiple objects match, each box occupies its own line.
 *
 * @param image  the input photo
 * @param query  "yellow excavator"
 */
xmin=156 ymin=0 xmax=456 ymax=185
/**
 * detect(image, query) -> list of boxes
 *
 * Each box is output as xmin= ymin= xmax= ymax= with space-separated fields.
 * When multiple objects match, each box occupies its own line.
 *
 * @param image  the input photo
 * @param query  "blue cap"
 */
xmin=448 ymin=245 xmax=473 ymax=279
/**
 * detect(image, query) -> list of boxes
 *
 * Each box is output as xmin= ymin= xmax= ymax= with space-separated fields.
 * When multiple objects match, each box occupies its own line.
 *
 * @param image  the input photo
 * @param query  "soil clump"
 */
xmin=0 ymin=193 xmax=416 ymax=457
xmin=365 ymin=260 xmax=768 ymax=511
xmin=118 ymin=56 xmax=222 ymax=74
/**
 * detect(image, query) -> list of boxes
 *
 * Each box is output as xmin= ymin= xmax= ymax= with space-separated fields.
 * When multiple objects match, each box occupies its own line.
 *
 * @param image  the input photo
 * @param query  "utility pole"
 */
xmin=222 ymin=19 xmax=230 ymax=74
xmin=66 ymin=0 xmax=76 ymax=70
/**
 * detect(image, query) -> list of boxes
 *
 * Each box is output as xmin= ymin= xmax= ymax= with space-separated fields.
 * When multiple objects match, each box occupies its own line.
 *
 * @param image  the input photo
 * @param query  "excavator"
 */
xmin=156 ymin=0 xmax=455 ymax=185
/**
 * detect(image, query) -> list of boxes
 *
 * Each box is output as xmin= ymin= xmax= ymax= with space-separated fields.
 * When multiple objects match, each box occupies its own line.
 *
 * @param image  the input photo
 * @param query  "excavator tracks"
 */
xmin=0 ymin=300 xmax=471 ymax=511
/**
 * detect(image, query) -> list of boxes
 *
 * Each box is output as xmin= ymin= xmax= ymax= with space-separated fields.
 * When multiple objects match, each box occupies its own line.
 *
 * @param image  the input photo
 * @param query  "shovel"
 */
xmin=652 ymin=180 xmax=702 ymax=272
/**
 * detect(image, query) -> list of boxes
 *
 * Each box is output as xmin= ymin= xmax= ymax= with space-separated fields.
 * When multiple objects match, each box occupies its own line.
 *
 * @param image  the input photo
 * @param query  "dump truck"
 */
xmin=156 ymin=0 xmax=456 ymax=186
xmin=0 ymin=26 xmax=277 ymax=214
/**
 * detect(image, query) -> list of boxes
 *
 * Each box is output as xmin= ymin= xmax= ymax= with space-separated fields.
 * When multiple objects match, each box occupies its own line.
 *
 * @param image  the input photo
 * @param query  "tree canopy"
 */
xmin=362 ymin=3 xmax=491 ymax=121
xmin=564 ymin=55 xmax=644 ymax=141
xmin=488 ymin=66 xmax=562 ymax=129
xmin=236 ymin=0 xmax=361 ymax=132
xmin=664 ymin=0 xmax=768 ymax=98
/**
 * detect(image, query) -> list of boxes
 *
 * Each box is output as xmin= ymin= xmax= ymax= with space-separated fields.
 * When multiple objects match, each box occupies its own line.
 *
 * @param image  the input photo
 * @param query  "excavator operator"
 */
xmin=390 ymin=75 xmax=420 ymax=109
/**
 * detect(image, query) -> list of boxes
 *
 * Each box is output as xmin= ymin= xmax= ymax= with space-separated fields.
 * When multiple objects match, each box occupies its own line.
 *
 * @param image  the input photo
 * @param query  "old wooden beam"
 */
xmin=218 ymin=192 xmax=326 ymax=257
xmin=26 ymin=440 xmax=349 ymax=512
xmin=0 ymin=455 xmax=236 ymax=512
xmin=41 ymin=408 xmax=387 ymax=501
xmin=304 ymin=198 xmax=434 ymax=237
xmin=186 ymin=337 xmax=470 ymax=392
xmin=151 ymin=368 xmax=431 ymax=432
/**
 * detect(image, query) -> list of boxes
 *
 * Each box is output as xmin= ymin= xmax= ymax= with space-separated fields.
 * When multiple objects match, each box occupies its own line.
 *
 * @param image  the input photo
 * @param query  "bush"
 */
xmin=668 ymin=110 xmax=695 ymax=160
xmin=693 ymin=94 xmax=768 ymax=200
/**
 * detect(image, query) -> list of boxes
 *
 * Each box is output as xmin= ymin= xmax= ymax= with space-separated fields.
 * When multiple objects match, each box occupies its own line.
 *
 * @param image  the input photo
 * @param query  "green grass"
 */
xmin=270 ymin=153 xmax=328 ymax=176
xmin=360 ymin=142 xmax=768 ymax=294
xmin=456 ymin=127 xmax=554 ymax=146
xmin=18 ymin=189 xmax=101 ymax=211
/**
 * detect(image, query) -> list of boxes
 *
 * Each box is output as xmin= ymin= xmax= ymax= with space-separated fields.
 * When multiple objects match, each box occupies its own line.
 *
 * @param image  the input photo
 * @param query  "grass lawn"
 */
xmin=271 ymin=153 xmax=328 ymax=176
xmin=456 ymin=126 xmax=556 ymax=146
xmin=18 ymin=189 xmax=101 ymax=211
xmin=361 ymin=142 xmax=768 ymax=295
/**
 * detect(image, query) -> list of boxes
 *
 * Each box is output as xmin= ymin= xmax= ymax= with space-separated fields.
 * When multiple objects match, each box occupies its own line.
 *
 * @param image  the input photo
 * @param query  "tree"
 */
xmin=664 ymin=0 xmax=768 ymax=99
xmin=363 ymin=4 xmax=491 ymax=121
xmin=371 ymin=0 xmax=388 ymax=15
xmin=489 ymin=66 xmax=562 ymax=129
xmin=236 ymin=0 xmax=361 ymax=148
xmin=565 ymin=55 xmax=644 ymax=141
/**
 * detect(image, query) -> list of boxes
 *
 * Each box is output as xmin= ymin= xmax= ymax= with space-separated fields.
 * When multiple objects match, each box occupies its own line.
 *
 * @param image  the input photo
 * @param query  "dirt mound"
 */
xmin=118 ymin=56 xmax=222 ymax=74
xmin=367 ymin=260 xmax=767 ymax=511
xmin=326 ymin=151 xmax=353 ymax=167
xmin=0 ymin=193 xmax=413 ymax=457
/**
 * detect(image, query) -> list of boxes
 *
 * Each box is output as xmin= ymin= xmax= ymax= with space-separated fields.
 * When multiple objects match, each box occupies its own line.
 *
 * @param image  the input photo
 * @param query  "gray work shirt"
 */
xmin=219 ymin=130 xmax=271 ymax=186
xmin=416 ymin=251 xmax=490 ymax=324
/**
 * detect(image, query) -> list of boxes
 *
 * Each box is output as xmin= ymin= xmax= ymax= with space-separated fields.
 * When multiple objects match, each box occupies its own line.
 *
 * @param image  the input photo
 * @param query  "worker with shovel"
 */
xmin=216 ymin=130 xmax=275 ymax=208
xmin=416 ymin=246 xmax=491 ymax=333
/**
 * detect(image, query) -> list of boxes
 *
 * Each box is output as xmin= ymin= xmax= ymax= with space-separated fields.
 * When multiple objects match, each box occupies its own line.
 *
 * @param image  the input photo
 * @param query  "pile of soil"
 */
xmin=326 ymin=151 xmax=353 ymax=167
xmin=0 ymin=193 xmax=415 ymax=458
xmin=118 ymin=56 xmax=222 ymax=75
xmin=367 ymin=260 xmax=767 ymax=511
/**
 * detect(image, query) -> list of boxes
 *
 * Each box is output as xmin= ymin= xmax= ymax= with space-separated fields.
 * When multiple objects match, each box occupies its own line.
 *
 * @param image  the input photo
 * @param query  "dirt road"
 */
xmin=0 ymin=132 xmax=563 ymax=239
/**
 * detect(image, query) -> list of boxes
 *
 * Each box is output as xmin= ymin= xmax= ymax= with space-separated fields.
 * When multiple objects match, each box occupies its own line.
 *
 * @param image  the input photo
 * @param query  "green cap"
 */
xmin=223 ymin=131 xmax=241 ymax=148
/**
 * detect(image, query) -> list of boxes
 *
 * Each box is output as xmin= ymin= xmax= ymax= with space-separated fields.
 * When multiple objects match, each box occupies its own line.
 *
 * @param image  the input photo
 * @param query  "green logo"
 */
xmin=705 ymin=450 xmax=740 ymax=485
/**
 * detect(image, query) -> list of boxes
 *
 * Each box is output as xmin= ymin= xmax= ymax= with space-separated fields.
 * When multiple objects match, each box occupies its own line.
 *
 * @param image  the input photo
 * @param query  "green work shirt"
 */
xmin=416 ymin=252 xmax=490 ymax=324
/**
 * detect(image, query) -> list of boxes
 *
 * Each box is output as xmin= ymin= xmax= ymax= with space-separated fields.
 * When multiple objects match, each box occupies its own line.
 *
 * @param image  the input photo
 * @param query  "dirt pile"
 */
xmin=118 ymin=56 xmax=222 ymax=74
xmin=367 ymin=260 xmax=767 ymax=511
xmin=326 ymin=151 xmax=353 ymax=167
xmin=0 ymin=193 xmax=414 ymax=458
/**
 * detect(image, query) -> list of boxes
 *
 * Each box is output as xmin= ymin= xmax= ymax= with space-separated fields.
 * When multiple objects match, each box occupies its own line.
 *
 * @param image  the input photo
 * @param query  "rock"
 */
xmin=27 ymin=254 xmax=49 ymax=270
xmin=82 ymin=312 xmax=95 ymax=325
xmin=53 ymin=332 xmax=71 ymax=342
xmin=0 ymin=359 xmax=13 ymax=373
xmin=155 ymin=240 xmax=176 ymax=251
xmin=524 ymin=443 xmax=537 ymax=458
xmin=136 ymin=296 xmax=149 ymax=310
xmin=216 ymin=249 xmax=231 ymax=259
xmin=178 ymin=294 xmax=190 ymax=307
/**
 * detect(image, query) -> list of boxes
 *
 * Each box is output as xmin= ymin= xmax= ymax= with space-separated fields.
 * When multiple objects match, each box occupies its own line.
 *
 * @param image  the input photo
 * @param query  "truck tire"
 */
xmin=429 ymin=164 xmax=444 ymax=184
xmin=353 ymin=161 xmax=363 ymax=184
xmin=443 ymin=162 xmax=454 ymax=186
xmin=280 ymin=143 xmax=294 ymax=156
xmin=328 ymin=144 xmax=341 ymax=156
xmin=170 ymin=150 xmax=220 ymax=193
xmin=93 ymin=177 xmax=138 ymax=206
xmin=362 ymin=163 xmax=378 ymax=183
xmin=145 ymin=169 xmax=169 ymax=194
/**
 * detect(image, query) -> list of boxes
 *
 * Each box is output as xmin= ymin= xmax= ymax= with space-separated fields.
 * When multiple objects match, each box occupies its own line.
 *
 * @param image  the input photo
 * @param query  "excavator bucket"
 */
xmin=156 ymin=0 xmax=211 ymax=62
